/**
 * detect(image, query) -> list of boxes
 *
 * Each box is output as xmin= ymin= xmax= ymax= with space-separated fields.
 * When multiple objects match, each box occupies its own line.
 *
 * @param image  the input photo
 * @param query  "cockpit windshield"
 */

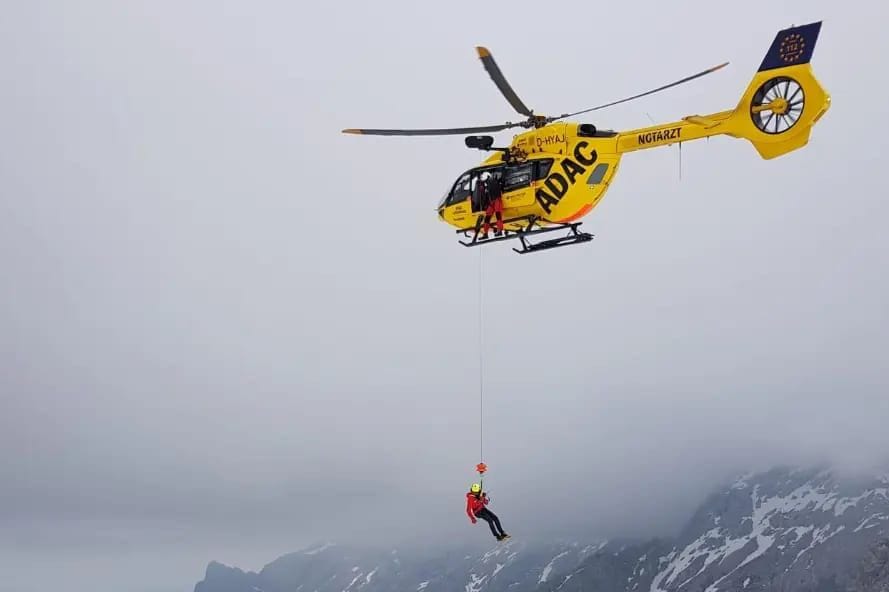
xmin=436 ymin=172 xmax=467 ymax=209
xmin=450 ymin=172 xmax=473 ymax=205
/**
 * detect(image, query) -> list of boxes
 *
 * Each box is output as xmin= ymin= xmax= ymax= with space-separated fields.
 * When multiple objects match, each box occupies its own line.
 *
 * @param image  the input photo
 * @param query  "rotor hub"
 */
xmin=770 ymin=97 xmax=790 ymax=115
xmin=528 ymin=114 xmax=549 ymax=128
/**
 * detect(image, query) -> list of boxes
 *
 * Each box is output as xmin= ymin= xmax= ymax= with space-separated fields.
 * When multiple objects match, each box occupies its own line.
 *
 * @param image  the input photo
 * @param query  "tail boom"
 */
xmin=616 ymin=110 xmax=735 ymax=154
xmin=616 ymin=21 xmax=829 ymax=160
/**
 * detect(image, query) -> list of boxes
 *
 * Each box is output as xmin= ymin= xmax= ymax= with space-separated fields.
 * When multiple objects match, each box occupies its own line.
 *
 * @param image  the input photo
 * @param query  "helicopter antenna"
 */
xmin=679 ymin=141 xmax=682 ymax=181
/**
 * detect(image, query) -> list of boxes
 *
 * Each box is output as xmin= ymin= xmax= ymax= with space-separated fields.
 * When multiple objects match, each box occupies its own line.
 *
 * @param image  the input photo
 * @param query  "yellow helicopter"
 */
xmin=343 ymin=21 xmax=829 ymax=254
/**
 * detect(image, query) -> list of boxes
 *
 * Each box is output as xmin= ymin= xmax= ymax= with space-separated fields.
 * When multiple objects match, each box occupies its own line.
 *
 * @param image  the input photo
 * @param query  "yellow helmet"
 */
xmin=470 ymin=483 xmax=481 ymax=493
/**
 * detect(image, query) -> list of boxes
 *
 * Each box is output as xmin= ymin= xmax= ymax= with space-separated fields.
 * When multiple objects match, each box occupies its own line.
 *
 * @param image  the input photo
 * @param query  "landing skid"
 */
xmin=457 ymin=215 xmax=593 ymax=255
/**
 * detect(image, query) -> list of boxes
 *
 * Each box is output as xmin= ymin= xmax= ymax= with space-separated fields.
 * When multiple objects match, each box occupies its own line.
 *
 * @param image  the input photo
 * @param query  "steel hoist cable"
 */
xmin=476 ymin=247 xmax=486 ymax=488
xmin=478 ymin=246 xmax=483 ymax=464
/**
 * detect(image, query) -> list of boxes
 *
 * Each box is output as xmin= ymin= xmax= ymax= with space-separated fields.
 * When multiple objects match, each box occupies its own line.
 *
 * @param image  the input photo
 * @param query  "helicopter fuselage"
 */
xmin=438 ymin=52 xmax=830 ymax=235
xmin=341 ymin=22 xmax=830 ymax=245
xmin=437 ymin=123 xmax=625 ymax=231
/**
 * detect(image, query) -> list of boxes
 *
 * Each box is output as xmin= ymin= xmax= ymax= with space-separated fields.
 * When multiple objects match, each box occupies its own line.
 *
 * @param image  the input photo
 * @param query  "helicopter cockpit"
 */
xmin=439 ymin=165 xmax=505 ymax=213
xmin=438 ymin=158 xmax=556 ymax=213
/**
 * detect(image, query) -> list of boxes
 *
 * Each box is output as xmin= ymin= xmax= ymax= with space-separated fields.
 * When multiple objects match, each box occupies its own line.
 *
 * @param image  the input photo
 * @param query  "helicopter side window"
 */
xmin=533 ymin=159 xmax=554 ymax=180
xmin=446 ymin=172 xmax=472 ymax=206
xmin=501 ymin=163 xmax=533 ymax=193
xmin=587 ymin=163 xmax=609 ymax=185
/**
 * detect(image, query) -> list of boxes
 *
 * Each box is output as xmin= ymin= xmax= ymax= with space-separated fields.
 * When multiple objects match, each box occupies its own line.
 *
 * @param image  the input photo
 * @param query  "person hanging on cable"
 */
xmin=466 ymin=482 xmax=509 ymax=541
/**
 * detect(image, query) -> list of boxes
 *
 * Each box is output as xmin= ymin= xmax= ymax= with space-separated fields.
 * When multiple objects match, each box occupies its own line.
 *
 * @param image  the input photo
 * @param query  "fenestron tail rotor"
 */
xmin=750 ymin=76 xmax=805 ymax=134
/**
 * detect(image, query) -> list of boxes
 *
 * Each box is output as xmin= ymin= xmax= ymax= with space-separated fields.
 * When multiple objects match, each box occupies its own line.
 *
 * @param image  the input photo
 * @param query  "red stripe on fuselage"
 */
xmin=556 ymin=202 xmax=593 ymax=223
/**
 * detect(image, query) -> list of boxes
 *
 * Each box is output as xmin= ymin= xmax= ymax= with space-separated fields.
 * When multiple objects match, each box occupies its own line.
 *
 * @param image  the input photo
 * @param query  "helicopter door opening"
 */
xmin=461 ymin=167 xmax=504 ymax=213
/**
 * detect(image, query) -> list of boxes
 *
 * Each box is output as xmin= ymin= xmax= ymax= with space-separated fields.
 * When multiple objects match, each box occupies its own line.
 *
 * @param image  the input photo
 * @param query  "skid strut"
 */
xmin=457 ymin=215 xmax=593 ymax=254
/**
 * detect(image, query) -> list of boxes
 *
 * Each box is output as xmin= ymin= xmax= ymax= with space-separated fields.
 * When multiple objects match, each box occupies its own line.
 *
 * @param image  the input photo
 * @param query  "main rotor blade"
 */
xmin=552 ymin=62 xmax=730 ymax=121
xmin=342 ymin=122 xmax=518 ymax=136
xmin=476 ymin=46 xmax=534 ymax=117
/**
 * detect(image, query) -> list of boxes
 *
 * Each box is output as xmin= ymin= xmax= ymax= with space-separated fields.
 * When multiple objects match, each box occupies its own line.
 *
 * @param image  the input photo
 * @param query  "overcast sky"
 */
xmin=1 ymin=1 xmax=887 ymax=591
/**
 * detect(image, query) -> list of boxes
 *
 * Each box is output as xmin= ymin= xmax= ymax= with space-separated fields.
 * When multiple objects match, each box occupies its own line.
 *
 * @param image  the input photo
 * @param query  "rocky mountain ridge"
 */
xmin=194 ymin=466 xmax=889 ymax=592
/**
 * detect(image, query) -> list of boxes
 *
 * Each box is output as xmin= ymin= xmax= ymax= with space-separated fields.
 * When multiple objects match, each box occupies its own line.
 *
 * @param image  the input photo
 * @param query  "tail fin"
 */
xmin=736 ymin=21 xmax=830 ymax=159
xmin=758 ymin=21 xmax=822 ymax=72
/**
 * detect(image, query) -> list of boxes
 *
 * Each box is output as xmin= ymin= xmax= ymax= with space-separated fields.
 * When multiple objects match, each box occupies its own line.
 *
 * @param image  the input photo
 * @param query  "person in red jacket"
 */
xmin=466 ymin=483 xmax=509 ymax=540
xmin=478 ymin=171 xmax=504 ymax=239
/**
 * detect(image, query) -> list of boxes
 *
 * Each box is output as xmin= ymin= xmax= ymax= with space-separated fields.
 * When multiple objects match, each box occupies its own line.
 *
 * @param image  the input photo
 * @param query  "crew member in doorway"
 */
xmin=479 ymin=171 xmax=504 ymax=238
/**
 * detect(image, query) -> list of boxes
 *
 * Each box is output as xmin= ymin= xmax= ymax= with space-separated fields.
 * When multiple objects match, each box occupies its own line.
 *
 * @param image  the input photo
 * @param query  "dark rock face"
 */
xmin=194 ymin=467 xmax=889 ymax=592
xmin=195 ymin=561 xmax=257 ymax=592
xmin=848 ymin=538 xmax=889 ymax=592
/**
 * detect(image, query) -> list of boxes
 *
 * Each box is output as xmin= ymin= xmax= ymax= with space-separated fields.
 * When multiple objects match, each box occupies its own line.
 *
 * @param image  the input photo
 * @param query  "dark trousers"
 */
xmin=476 ymin=508 xmax=505 ymax=538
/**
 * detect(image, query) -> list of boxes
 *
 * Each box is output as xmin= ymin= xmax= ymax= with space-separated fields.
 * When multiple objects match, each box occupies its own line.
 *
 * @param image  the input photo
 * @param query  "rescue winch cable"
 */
xmin=476 ymin=247 xmax=486 ymax=489
xmin=478 ymin=247 xmax=484 ymax=463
